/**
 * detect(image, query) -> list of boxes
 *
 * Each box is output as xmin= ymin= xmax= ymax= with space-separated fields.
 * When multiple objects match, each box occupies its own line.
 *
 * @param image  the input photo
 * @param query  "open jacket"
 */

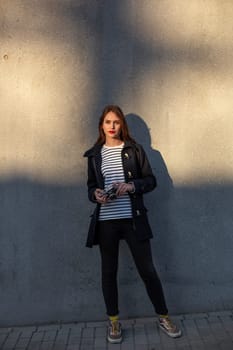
xmin=83 ymin=141 xmax=157 ymax=247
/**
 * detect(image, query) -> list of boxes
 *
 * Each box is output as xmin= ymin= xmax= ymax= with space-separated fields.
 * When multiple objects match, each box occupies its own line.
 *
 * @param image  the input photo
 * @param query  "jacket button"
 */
xmin=128 ymin=171 xmax=132 ymax=178
xmin=124 ymin=153 xmax=129 ymax=159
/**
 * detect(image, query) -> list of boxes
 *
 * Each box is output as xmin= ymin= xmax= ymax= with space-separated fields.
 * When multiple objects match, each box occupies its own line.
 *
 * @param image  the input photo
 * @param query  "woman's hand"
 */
xmin=94 ymin=188 xmax=108 ymax=204
xmin=115 ymin=182 xmax=135 ymax=196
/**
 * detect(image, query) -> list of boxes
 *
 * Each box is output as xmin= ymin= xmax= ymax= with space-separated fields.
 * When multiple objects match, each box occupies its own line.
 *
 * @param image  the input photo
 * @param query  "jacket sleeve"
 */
xmin=86 ymin=156 xmax=98 ymax=203
xmin=132 ymin=145 xmax=157 ymax=194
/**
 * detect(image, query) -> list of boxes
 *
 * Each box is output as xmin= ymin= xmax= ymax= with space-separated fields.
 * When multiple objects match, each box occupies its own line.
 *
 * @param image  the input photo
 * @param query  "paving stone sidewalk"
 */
xmin=0 ymin=311 xmax=233 ymax=350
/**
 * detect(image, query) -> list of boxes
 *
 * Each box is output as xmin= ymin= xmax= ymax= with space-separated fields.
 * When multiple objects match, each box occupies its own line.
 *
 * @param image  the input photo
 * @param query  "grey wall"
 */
xmin=0 ymin=1 xmax=233 ymax=326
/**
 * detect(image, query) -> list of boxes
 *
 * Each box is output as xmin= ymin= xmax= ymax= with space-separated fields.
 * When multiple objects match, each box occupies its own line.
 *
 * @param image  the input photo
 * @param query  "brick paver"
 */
xmin=0 ymin=311 xmax=232 ymax=350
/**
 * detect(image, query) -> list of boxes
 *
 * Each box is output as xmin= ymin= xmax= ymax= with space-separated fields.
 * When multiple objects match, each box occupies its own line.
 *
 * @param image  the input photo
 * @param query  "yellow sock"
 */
xmin=159 ymin=314 xmax=169 ymax=319
xmin=109 ymin=315 xmax=119 ymax=323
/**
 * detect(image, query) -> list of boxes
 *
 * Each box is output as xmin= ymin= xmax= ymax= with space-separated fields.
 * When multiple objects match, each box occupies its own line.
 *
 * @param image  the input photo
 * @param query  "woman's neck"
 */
xmin=104 ymin=138 xmax=123 ymax=147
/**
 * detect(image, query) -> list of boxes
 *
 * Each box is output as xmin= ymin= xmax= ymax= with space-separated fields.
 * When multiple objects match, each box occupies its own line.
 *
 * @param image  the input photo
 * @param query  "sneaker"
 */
xmin=107 ymin=320 xmax=122 ymax=343
xmin=159 ymin=316 xmax=182 ymax=338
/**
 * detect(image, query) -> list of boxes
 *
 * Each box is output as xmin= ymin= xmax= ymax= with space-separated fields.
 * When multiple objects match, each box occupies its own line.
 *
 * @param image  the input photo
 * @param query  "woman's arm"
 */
xmin=87 ymin=157 xmax=108 ymax=203
xmin=87 ymin=157 xmax=99 ymax=203
xmin=132 ymin=145 xmax=157 ymax=194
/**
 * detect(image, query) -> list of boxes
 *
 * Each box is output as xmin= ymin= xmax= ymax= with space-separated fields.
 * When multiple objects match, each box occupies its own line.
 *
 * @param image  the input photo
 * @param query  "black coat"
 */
xmin=83 ymin=141 xmax=157 ymax=248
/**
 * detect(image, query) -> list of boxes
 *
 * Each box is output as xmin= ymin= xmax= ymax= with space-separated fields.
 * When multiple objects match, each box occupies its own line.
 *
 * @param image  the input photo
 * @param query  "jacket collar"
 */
xmin=83 ymin=143 xmax=102 ymax=157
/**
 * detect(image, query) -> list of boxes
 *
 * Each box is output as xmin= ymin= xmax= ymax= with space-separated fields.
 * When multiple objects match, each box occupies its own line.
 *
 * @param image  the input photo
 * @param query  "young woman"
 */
xmin=84 ymin=105 xmax=181 ymax=343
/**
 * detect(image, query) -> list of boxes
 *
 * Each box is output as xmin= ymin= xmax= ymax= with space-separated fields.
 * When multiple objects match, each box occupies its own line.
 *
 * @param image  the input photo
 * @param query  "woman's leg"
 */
xmin=97 ymin=220 xmax=120 ymax=316
xmin=124 ymin=221 xmax=168 ymax=315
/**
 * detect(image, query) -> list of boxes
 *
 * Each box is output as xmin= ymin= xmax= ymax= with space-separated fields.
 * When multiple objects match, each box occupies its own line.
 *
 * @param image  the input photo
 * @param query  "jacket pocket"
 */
xmin=135 ymin=206 xmax=148 ymax=216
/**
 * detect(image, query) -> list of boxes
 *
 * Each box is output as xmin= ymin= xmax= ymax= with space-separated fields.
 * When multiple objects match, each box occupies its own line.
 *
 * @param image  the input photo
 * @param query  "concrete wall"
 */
xmin=0 ymin=0 xmax=233 ymax=326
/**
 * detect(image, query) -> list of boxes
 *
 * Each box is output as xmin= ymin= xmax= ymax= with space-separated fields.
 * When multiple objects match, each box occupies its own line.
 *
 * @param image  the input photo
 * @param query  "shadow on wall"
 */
xmin=126 ymin=113 xmax=173 ymax=250
xmin=118 ymin=114 xmax=233 ymax=317
xmin=1 ymin=0 xmax=233 ymax=327
xmin=0 ymin=170 xmax=233 ymax=325
xmin=0 ymin=177 xmax=104 ymax=326
xmin=126 ymin=113 xmax=173 ymax=200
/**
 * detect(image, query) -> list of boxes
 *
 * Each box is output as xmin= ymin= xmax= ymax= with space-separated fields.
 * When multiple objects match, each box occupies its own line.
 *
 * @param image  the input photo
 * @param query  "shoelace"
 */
xmin=111 ymin=321 xmax=120 ymax=334
xmin=160 ymin=318 xmax=175 ymax=331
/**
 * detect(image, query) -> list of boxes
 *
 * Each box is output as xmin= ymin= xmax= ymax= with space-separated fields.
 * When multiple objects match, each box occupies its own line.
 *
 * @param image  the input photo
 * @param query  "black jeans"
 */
xmin=97 ymin=218 xmax=168 ymax=316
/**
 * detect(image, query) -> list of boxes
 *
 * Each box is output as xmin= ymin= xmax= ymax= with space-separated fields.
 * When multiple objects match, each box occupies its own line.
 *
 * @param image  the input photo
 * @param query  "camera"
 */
xmin=103 ymin=185 xmax=118 ymax=200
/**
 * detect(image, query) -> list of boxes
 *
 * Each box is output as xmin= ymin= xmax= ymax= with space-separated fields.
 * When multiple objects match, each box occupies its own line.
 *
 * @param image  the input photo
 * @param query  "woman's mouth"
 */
xmin=109 ymin=130 xmax=116 ymax=134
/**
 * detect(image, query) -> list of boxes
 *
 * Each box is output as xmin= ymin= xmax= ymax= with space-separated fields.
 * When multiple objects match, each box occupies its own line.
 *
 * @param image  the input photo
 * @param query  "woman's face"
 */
xmin=102 ymin=111 xmax=122 ymax=140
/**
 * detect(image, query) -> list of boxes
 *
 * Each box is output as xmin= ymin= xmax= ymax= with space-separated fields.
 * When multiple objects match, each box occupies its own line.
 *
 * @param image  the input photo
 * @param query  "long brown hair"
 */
xmin=95 ymin=105 xmax=135 ymax=145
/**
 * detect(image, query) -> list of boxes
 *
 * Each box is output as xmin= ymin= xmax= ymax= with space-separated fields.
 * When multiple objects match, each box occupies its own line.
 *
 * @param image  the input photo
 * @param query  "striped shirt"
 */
xmin=98 ymin=143 xmax=132 ymax=221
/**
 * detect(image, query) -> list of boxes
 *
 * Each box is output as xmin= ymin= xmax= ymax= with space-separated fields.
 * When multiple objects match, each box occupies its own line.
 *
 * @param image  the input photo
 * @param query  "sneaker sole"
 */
xmin=159 ymin=324 xmax=182 ymax=338
xmin=107 ymin=335 xmax=123 ymax=344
